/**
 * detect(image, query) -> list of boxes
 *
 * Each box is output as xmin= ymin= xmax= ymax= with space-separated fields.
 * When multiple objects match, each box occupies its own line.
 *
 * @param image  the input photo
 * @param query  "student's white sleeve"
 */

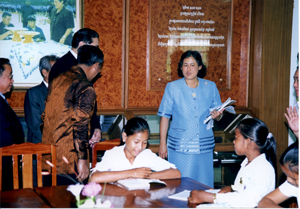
xmin=278 ymin=181 xmax=298 ymax=198
xmin=143 ymin=149 xmax=177 ymax=171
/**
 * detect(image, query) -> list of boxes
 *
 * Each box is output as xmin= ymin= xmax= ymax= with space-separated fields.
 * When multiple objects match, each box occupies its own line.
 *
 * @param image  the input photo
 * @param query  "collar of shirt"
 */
xmin=70 ymin=49 xmax=77 ymax=59
xmin=43 ymin=80 xmax=48 ymax=88
xmin=241 ymin=153 xmax=266 ymax=167
xmin=0 ymin=92 xmax=5 ymax=100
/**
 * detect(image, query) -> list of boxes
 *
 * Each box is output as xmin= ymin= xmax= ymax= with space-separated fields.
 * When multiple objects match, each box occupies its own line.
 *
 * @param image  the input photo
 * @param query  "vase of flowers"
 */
xmin=46 ymin=157 xmax=113 ymax=208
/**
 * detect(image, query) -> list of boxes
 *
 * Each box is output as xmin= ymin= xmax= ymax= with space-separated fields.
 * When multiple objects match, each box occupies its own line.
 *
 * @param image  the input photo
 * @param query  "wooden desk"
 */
xmin=0 ymin=188 xmax=50 ymax=208
xmin=33 ymin=177 xmax=209 ymax=208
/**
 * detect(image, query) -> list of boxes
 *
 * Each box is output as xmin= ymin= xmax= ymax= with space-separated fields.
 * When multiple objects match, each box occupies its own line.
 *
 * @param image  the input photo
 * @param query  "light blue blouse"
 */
xmin=158 ymin=78 xmax=222 ymax=154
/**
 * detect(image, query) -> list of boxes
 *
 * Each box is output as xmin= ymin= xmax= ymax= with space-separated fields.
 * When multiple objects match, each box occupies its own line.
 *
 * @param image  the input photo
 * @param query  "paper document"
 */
xmin=168 ymin=190 xmax=191 ymax=201
xmin=204 ymin=97 xmax=236 ymax=130
xmin=116 ymin=178 xmax=166 ymax=191
xmin=205 ymin=189 xmax=221 ymax=193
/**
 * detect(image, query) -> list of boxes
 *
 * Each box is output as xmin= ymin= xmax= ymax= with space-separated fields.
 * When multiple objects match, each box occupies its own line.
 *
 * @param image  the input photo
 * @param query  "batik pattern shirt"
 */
xmin=42 ymin=66 xmax=96 ymax=174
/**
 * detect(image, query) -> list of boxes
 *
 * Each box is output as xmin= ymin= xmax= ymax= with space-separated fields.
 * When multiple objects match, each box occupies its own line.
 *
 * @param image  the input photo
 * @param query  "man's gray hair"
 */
xmin=39 ymin=55 xmax=59 ymax=77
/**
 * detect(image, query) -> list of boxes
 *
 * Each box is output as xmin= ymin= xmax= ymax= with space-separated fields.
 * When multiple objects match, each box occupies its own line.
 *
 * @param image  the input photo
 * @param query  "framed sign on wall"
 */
xmin=147 ymin=0 xmax=233 ymax=91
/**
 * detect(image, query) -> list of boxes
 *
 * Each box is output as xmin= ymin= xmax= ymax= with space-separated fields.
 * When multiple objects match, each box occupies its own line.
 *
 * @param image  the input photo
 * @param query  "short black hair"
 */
xmin=27 ymin=15 xmax=36 ymax=21
xmin=279 ymin=141 xmax=298 ymax=174
xmin=71 ymin=28 xmax=99 ymax=49
xmin=177 ymin=50 xmax=207 ymax=78
xmin=2 ymin=12 xmax=12 ymax=18
xmin=77 ymin=45 xmax=104 ymax=67
xmin=39 ymin=55 xmax=59 ymax=77
xmin=0 ymin=58 xmax=11 ymax=76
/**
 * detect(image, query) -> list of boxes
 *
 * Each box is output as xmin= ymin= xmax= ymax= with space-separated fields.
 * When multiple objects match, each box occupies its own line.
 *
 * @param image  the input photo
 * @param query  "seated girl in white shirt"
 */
xmin=188 ymin=118 xmax=277 ymax=207
xmin=258 ymin=142 xmax=298 ymax=208
xmin=90 ymin=117 xmax=181 ymax=183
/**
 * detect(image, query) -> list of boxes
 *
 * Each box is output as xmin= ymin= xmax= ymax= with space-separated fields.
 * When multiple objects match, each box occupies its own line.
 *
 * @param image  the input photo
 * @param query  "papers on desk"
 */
xmin=196 ymin=202 xmax=231 ymax=207
xmin=204 ymin=97 xmax=236 ymax=130
xmin=116 ymin=179 xmax=166 ymax=190
xmin=168 ymin=190 xmax=191 ymax=201
xmin=168 ymin=189 xmax=221 ymax=201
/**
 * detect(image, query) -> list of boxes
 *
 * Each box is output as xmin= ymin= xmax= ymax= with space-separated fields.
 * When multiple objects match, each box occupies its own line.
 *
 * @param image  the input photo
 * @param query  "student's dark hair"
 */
xmin=39 ymin=55 xmax=59 ymax=77
xmin=2 ymin=12 xmax=12 ymax=18
xmin=0 ymin=58 xmax=11 ymax=76
xmin=236 ymin=118 xmax=277 ymax=170
xmin=279 ymin=141 xmax=298 ymax=174
xmin=77 ymin=45 xmax=104 ymax=67
xmin=177 ymin=50 xmax=207 ymax=78
xmin=72 ymin=28 xmax=99 ymax=49
xmin=120 ymin=117 xmax=150 ymax=145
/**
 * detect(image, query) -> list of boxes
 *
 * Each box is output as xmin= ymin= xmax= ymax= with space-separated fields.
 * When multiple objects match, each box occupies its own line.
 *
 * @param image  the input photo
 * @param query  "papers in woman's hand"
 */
xmin=204 ymin=97 xmax=236 ymax=130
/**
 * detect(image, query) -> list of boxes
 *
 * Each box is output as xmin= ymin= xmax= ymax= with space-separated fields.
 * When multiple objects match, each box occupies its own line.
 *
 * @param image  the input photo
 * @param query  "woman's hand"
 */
xmin=158 ymin=144 xmax=168 ymax=159
xmin=133 ymin=167 xmax=152 ymax=179
xmin=211 ymin=108 xmax=224 ymax=120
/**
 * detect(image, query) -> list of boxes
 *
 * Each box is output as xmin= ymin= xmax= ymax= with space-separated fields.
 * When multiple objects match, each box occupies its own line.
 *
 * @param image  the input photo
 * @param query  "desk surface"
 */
xmin=1 ymin=177 xmax=209 ymax=208
xmin=0 ymin=188 xmax=50 ymax=208
xmin=34 ymin=177 xmax=209 ymax=208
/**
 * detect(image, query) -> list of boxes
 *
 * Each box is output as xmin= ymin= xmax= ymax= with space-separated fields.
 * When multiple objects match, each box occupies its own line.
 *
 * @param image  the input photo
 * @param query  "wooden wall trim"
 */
xmin=250 ymin=0 xmax=293 ymax=185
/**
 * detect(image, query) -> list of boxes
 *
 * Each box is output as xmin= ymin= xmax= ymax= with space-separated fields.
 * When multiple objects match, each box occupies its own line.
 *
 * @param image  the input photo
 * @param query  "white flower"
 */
xmin=79 ymin=199 xmax=95 ymax=208
xmin=95 ymin=199 xmax=113 ymax=208
xmin=67 ymin=183 xmax=84 ymax=198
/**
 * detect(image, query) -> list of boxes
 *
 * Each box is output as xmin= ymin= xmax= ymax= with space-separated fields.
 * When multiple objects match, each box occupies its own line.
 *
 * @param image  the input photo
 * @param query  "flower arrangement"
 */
xmin=67 ymin=182 xmax=113 ymax=208
xmin=46 ymin=157 xmax=113 ymax=208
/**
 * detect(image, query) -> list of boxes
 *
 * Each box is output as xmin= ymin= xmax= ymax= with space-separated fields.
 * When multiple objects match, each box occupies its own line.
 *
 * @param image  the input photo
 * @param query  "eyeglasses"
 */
xmin=3 ymin=74 xmax=13 ymax=79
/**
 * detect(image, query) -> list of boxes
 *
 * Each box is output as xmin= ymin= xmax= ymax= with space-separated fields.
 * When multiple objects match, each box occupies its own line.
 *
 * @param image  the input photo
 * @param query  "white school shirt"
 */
xmin=91 ymin=145 xmax=177 ymax=174
xmin=279 ymin=180 xmax=299 ymax=205
xmin=216 ymin=154 xmax=275 ymax=207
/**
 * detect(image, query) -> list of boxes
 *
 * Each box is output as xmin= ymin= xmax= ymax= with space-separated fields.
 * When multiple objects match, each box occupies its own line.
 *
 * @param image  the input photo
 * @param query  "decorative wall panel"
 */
xmin=127 ymin=0 xmax=250 ymax=108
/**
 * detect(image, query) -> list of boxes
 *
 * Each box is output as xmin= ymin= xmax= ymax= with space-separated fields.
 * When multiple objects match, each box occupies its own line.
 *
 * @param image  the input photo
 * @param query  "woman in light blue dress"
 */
xmin=157 ymin=50 xmax=223 ymax=187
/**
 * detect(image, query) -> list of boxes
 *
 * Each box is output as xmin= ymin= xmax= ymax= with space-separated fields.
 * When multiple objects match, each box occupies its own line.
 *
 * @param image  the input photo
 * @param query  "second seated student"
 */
xmin=258 ymin=142 xmax=298 ymax=208
xmin=90 ymin=117 xmax=181 ymax=183
xmin=157 ymin=50 xmax=224 ymax=187
xmin=188 ymin=118 xmax=277 ymax=208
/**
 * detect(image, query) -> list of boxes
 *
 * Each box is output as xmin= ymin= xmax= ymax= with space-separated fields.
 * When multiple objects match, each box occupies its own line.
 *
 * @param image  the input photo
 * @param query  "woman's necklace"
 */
xmin=190 ymin=79 xmax=199 ymax=97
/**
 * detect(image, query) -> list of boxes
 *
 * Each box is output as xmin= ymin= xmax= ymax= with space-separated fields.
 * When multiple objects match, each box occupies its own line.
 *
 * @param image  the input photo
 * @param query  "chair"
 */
xmin=92 ymin=138 xmax=121 ymax=168
xmin=0 ymin=142 xmax=57 ymax=190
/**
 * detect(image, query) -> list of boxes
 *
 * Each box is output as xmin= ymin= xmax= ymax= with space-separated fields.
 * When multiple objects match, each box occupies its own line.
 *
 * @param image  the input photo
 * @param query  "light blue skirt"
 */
xmin=168 ymin=149 xmax=214 ymax=188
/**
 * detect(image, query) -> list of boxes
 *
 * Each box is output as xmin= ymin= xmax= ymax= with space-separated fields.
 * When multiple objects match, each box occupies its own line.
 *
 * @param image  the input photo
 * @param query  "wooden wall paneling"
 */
xmin=84 ymin=0 xmax=124 ymax=110
xmin=250 ymin=0 xmax=293 ymax=184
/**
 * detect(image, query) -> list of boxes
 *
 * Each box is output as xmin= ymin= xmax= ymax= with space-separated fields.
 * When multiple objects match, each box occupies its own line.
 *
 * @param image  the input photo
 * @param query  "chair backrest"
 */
xmin=0 ymin=142 xmax=57 ymax=190
xmin=92 ymin=138 xmax=121 ymax=168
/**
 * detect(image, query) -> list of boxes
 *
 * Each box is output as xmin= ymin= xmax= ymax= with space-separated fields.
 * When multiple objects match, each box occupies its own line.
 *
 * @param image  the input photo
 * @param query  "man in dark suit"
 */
xmin=0 ymin=58 xmax=24 ymax=190
xmin=24 ymin=55 xmax=59 ymax=144
xmin=49 ymin=28 xmax=101 ymax=148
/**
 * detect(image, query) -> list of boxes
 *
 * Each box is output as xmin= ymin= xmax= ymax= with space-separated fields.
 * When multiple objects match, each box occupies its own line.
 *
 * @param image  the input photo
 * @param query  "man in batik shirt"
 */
xmin=42 ymin=45 xmax=104 ymax=184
